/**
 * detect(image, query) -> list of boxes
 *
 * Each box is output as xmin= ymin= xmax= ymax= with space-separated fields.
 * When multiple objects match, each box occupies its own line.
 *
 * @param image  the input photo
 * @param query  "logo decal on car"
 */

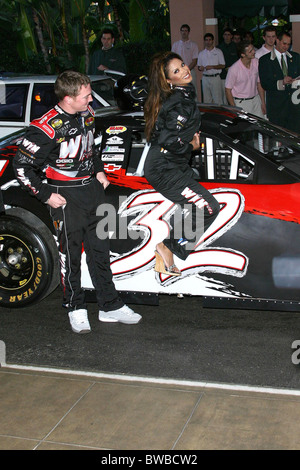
xmin=105 ymin=188 xmax=248 ymax=287
xmin=106 ymin=126 xmax=127 ymax=134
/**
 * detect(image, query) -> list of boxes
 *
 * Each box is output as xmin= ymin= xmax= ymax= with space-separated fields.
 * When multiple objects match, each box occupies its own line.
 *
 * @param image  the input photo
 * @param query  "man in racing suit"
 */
xmin=13 ymin=70 xmax=141 ymax=333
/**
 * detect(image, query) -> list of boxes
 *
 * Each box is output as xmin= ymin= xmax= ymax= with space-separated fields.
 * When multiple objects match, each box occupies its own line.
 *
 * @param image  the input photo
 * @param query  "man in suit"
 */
xmin=258 ymin=31 xmax=300 ymax=133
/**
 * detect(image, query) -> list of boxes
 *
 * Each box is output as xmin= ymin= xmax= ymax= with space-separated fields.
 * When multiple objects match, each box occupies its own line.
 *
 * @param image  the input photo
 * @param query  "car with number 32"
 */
xmin=0 ymin=74 xmax=300 ymax=312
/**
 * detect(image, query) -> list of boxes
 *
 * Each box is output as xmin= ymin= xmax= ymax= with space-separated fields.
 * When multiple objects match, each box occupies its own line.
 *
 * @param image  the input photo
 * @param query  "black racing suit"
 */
xmin=13 ymin=104 xmax=123 ymax=312
xmin=144 ymin=84 xmax=220 ymax=260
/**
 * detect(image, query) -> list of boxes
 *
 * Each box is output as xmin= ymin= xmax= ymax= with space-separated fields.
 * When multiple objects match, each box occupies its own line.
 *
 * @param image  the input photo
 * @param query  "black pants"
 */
xmin=144 ymin=146 xmax=220 ymax=260
xmin=50 ymin=178 xmax=123 ymax=312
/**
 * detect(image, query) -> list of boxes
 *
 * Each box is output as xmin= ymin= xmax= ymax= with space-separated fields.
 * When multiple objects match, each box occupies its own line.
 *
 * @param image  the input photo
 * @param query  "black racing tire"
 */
xmin=0 ymin=213 xmax=59 ymax=308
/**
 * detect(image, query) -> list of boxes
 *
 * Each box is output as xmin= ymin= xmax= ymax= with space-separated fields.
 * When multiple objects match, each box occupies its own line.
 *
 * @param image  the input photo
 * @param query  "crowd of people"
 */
xmin=86 ymin=24 xmax=299 ymax=133
xmin=170 ymin=23 xmax=299 ymax=133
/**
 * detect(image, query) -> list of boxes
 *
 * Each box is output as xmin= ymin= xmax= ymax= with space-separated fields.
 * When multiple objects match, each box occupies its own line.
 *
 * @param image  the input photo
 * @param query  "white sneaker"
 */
xmin=68 ymin=309 xmax=91 ymax=334
xmin=99 ymin=305 xmax=142 ymax=325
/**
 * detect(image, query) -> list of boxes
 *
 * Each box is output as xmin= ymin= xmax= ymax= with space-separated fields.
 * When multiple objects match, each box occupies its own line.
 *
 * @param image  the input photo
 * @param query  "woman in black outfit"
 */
xmin=144 ymin=52 xmax=220 ymax=276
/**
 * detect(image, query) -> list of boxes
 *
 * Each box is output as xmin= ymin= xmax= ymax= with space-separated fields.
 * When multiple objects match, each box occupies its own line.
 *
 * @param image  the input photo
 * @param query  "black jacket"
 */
xmin=13 ymin=105 xmax=104 ymax=203
xmin=150 ymin=84 xmax=200 ymax=160
xmin=258 ymin=49 xmax=300 ymax=133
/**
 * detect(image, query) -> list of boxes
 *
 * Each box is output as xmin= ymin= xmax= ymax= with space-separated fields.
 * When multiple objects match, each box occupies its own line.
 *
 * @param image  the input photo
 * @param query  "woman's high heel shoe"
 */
xmin=154 ymin=250 xmax=181 ymax=276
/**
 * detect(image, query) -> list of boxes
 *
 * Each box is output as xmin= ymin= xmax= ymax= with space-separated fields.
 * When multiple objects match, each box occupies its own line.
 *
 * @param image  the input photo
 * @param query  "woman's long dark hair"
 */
xmin=144 ymin=52 xmax=183 ymax=142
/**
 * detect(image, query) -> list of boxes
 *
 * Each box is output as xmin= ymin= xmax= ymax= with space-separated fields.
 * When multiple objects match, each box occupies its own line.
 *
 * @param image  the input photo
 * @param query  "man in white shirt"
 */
xmin=197 ymin=33 xmax=225 ymax=104
xmin=172 ymin=24 xmax=199 ymax=95
xmin=255 ymin=26 xmax=277 ymax=59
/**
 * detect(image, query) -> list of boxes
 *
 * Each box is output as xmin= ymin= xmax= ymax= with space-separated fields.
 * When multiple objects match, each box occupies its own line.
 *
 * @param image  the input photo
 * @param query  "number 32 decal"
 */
xmin=110 ymin=188 xmax=248 ymax=286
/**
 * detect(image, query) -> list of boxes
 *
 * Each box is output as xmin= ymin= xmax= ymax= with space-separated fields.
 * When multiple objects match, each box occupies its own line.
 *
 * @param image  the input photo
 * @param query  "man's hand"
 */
xmin=47 ymin=193 xmax=67 ymax=208
xmin=283 ymin=75 xmax=294 ymax=85
xmin=97 ymin=64 xmax=108 ymax=71
xmin=96 ymin=171 xmax=110 ymax=189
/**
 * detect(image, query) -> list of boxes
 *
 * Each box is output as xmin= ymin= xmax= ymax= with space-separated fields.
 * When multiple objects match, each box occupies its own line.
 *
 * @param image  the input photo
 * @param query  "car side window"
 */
xmin=31 ymin=84 xmax=58 ymax=120
xmin=0 ymin=84 xmax=29 ymax=120
xmin=225 ymin=128 xmax=298 ymax=162
xmin=191 ymin=136 xmax=255 ymax=182
xmin=91 ymin=78 xmax=116 ymax=108
xmin=126 ymin=132 xmax=149 ymax=175
xmin=256 ymin=132 xmax=296 ymax=161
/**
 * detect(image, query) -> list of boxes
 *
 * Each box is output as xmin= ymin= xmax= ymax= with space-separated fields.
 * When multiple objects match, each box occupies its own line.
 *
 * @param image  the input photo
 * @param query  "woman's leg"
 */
xmin=158 ymin=172 xmax=220 ymax=261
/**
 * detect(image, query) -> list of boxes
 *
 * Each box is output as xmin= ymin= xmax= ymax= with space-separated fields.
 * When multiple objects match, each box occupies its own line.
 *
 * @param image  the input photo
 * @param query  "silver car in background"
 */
xmin=0 ymin=74 xmax=118 ymax=137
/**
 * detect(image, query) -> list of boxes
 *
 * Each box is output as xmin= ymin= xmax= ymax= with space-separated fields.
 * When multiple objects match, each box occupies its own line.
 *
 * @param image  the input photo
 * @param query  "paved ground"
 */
xmin=1 ymin=287 xmax=300 ymax=390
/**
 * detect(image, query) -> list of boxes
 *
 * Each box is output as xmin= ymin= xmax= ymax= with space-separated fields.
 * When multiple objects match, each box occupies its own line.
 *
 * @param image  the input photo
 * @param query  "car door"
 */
xmin=189 ymin=128 xmax=300 ymax=307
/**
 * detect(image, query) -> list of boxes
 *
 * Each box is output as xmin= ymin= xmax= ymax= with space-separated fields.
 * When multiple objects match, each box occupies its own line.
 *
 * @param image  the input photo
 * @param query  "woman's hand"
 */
xmin=190 ymin=131 xmax=201 ymax=151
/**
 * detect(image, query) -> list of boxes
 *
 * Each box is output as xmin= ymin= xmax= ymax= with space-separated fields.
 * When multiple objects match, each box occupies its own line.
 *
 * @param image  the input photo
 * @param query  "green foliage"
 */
xmin=129 ymin=0 xmax=146 ymax=41
xmin=0 ymin=0 xmax=171 ymax=74
xmin=122 ymin=37 xmax=171 ymax=75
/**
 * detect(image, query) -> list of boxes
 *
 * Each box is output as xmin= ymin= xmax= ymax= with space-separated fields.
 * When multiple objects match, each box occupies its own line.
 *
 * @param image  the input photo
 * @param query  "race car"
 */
xmin=0 ymin=74 xmax=300 ymax=311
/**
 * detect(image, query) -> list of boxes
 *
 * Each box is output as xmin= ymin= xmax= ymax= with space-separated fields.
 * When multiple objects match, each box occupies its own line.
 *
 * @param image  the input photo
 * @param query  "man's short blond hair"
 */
xmin=54 ymin=71 xmax=91 ymax=101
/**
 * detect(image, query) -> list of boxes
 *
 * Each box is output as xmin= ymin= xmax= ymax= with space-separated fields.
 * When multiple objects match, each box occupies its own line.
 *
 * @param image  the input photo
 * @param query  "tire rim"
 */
xmin=0 ymin=233 xmax=34 ymax=290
